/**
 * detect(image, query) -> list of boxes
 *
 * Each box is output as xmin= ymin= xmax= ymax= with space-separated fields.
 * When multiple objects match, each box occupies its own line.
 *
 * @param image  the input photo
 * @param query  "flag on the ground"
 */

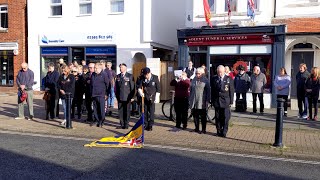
xmin=203 ymin=0 xmax=212 ymax=26
xmin=247 ymin=0 xmax=255 ymax=20
xmin=84 ymin=114 xmax=144 ymax=148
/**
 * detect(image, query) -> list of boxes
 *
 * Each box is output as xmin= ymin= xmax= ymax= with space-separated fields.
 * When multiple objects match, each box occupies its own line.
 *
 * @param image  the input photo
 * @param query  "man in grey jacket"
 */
xmin=251 ymin=66 xmax=267 ymax=114
xmin=189 ymin=67 xmax=210 ymax=134
xmin=15 ymin=62 xmax=34 ymax=120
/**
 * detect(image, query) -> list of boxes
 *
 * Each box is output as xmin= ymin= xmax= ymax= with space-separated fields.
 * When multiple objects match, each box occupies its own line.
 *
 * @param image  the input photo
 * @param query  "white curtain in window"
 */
xmin=111 ymin=0 xmax=124 ymax=13
xmin=80 ymin=3 xmax=92 ymax=14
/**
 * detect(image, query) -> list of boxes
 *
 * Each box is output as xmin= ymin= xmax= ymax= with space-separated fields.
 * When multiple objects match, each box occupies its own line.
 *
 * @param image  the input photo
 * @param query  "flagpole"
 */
xmin=141 ymin=87 xmax=145 ymax=146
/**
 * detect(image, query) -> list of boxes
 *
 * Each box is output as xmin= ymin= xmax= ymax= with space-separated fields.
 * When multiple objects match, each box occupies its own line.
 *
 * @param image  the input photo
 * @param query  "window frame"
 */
xmin=79 ymin=0 xmax=92 ymax=15
xmin=224 ymin=0 xmax=238 ymax=13
xmin=50 ymin=0 xmax=62 ymax=17
xmin=208 ymin=0 xmax=216 ymax=13
xmin=0 ymin=4 xmax=8 ymax=29
xmin=109 ymin=0 xmax=124 ymax=14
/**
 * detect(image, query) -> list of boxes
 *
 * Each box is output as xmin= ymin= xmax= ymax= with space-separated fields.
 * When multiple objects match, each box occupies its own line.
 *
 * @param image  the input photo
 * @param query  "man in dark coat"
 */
xmin=115 ymin=63 xmax=135 ymax=129
xmin=83 ymin=63 xmax=95 ymax=122
xmin=234 ymin=65 xmax=250 ymax=110
xmin=91 ymin=63 xmax=110 ymax=127
xmin=71 ymin=66 xmax=85 ymax=120
xmin=44 ymin=62 xmax=60 ymax=120
xmin=211 ymin=65 xmax=234 ymax=138
xmin=137 ymin=67 xmax=160 ymax=131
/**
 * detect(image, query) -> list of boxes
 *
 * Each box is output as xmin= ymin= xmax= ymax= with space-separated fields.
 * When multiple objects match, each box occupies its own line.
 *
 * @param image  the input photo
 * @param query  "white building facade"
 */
xmin=28 ymin=0 xmax=186 ymax=90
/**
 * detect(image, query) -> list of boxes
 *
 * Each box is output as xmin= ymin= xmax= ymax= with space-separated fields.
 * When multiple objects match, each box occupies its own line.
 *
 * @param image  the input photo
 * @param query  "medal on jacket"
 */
xmin=225 ymin=85 xmax=229 ymax=91
xmin=152 ymin=82 xmax=155 ymax=86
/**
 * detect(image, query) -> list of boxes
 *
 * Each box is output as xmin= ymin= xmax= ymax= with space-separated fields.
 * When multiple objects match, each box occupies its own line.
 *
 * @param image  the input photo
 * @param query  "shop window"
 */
xmin=208 ymin=0 xmax=215 ymax=12
xmin=225 ymin=0 xmax=237 ymax=12
xmin=51 ymin=0 xmax=62 ymax=16
xmin=110 ymin=0 xmax=124 ymax=13
xmin=0 ymin=5 xmax=8 ymax=29
xmin=0 ymin=50 xmax=14 ymax=86
xmin=79 ymin=0 xmax=92 ymax=15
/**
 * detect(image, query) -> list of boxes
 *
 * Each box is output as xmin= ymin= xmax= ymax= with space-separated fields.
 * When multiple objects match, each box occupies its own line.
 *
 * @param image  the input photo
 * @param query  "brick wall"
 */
xmin=0 ymin=0 xmax=27 ymax=92
xmin=272 ymin=18 xmax=320 ymax=33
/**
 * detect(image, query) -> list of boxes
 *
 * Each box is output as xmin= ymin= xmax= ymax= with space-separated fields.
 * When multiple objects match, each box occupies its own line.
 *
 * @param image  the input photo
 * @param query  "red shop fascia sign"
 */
xmin=186 ymin=34 xmax=274 ymax=46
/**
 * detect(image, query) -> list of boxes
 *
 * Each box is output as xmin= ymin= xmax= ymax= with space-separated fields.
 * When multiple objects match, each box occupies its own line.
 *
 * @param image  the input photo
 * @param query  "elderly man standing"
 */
xmin=115 ymin=63 xmax=135 ymax=129
xmin=211 ymin=65 xmax=234 ymax=137
xmin=91 ymin=63 xmax=110 ymax=127
xmin=16 ymin=62 xmax=35 ymax=120
xmin=251 ymin=66 xmax=267 ymax=114
xmin=189 ymin=67 xmax=210 ymax=134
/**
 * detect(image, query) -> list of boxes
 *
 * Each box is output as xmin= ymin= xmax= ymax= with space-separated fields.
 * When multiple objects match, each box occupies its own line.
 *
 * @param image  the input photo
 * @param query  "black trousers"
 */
xmin=144 ymin=99 xmax=155 ymax=128
xmin=252 ymin=93 xmax=264 ymax=113
xmin=277 ymin=95 xmax=288 ymax=112
xmin=119 ymin=101 xmax=130 ymax=128
xmin=215 ymin=107 xmax=231 ymax=136
xmin=297 ymin=95 xmax=307 ymax=116
xmin=308 ymin=96 xmax=319 ymax=118
xmin=93 ymin=96 xmax=105 ymax=125
xmin=47 ymin=95 xmax=58 ymax=119
xmin=85 ymin=95 xmax=93 ymax=121
xmin=71 ymin=97 xmax=83 ymax=119
xmin=193 ymin=109 xmax=207 ymax=132
xmin=236 ymin=93 xmax=247 ymax=109
xmin=174 ymin=97 xmax=189 ymax=128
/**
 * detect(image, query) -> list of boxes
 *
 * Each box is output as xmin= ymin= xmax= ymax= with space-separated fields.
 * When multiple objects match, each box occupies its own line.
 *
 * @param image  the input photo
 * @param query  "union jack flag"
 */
xmin=227 ymin=0 xmax=231 ymax=18
xmin=247 ymin=0 xmax=255 ymax=20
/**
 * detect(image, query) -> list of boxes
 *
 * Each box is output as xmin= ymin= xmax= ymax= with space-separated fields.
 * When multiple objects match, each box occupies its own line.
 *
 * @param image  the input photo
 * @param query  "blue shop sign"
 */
xmin=41 ymin=47 xmax=68 ymax=56
xmin=86 ymin=47 xmax=116 ymax=56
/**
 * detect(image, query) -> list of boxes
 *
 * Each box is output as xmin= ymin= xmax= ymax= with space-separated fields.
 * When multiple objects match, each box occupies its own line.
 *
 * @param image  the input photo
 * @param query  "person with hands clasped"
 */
xmin=137 ymin=67 xmax=160 ymax=131
xmin=305 ymin=67 xmax=320 ymax=121
xmin=274 ymin=67 xmax=291 ymax=117
xmin=189 ymin=67 xmax=210 ymax=134
xmin=57 ymin=65 xmax=75 ymax=126
xmin=211 ymin=65 xmax=234 ymax=137
xmin=115 ymin=63 xmax=135 ymax=129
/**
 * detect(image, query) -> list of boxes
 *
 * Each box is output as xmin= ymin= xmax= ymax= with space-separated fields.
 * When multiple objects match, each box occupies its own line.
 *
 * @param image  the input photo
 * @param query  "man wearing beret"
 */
xmin=115 ymin=63 xmax=135 ymax=129
xmin=137 ymin=67 xmax=160 ymax=131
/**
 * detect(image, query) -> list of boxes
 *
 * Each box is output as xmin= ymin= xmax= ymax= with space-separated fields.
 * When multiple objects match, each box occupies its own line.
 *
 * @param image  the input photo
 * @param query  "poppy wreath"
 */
xmin=233 ymin=60 xmax=248 ymax=75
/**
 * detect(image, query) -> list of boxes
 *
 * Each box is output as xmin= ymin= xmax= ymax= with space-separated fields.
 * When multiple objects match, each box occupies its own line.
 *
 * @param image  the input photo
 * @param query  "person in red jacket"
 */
xmin=170 ymin=71 xmax=191 ymax=129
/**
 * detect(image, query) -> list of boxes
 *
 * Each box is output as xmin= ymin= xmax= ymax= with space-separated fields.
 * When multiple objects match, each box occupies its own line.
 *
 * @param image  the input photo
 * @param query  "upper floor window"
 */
xmin=208 ymin=0 xmax=215 ymax=12
xmin=51 ymin=0 xmax=62 ymax=16
xmin=110 ymin=0 xmax=124 ymax=13
xmin=225 ymin=0 xmax=237 ymax=12
xmin=0 ymin=5 xmax=8 ymax=29
xmin=253 ymin=0 xmax=259 ymax=11
xmin=79 ymin=0 xmax=92 ymax=15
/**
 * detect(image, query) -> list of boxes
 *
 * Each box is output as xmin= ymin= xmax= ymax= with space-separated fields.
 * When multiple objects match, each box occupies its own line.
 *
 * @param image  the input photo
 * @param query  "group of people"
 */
xmin=170 ymin=61 xmax=319 ymax=138
xmin=15 ymin=60 xmax=161 ymax=132
xmin=14 ymin=59 xmax=319 ymax=136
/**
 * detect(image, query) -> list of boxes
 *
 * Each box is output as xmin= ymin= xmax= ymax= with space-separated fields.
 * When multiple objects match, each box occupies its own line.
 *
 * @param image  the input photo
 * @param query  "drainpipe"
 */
xmin=273 ymin=0 xmax=277 ymax=18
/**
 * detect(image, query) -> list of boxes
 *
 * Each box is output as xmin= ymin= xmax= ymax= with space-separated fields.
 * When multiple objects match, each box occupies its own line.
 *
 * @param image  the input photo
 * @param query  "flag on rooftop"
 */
xmin=247 ymin=0 xmax=255 ymax=20
xmin=203 ymin=0 xmax=212 ymax=27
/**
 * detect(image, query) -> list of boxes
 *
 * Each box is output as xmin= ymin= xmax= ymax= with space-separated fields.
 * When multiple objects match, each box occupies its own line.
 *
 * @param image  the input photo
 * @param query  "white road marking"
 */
xmin=1 ymin=130 xmax=320 ymax=165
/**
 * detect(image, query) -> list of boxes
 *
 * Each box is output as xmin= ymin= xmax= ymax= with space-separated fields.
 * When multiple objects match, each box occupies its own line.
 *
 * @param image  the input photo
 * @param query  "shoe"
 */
xmin=27 ymin=116 xmax=33 ymax=121
xmin=284 ymin=112 xmax=287 ymax=117
xmin=302 ymin=115 xmax=308 ymax=119
xmin=307 ymin=117 xmax=311 ymax=121
xmin=149 ymin=126 xmax=153 ymax=131
xmin=313 ymin=116 xmax=318 ymax=121
xmin=182 ymin=126 xmax=187 ymax=130
xmin=60 ymin=119 xmax=66 ymax=126
xmin=45 ymin=116 xmax=49 ymax=120
xmin=14 ymin=117 xmax=24 ymax=120
xmin=194 ymin=129 xmax=199 ymax=133
xmin=96 ymin=123 xmax=101 ymax=127
xmin=175 ymin=126 xmax=181 ymax=129
xmin=201 ymin=130 xmax=206 ymax=134
xmin=116 ymin=126 xmax=123 ymax=129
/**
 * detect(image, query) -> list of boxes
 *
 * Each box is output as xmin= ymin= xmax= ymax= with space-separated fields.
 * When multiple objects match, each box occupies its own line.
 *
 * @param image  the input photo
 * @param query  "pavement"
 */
xmin=0 ymin=94 xmax=320 ymax=161
xmin=1 ymin=133 xmax=319 ymax=180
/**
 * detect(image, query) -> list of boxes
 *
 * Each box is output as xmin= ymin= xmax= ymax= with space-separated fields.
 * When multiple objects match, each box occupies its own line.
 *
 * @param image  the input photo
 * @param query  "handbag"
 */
xmin=42 ymin=92 xmax=51 ymax=101
xmin=19 ymin=90 xmax=28 ymax=102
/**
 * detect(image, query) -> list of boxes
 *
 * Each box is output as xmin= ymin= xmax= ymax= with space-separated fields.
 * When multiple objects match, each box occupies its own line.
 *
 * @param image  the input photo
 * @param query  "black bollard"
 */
xmin=65 ymin=92 xmax=72 ymax=129
xmin=273 ymin=98 xmax=285 ymax=147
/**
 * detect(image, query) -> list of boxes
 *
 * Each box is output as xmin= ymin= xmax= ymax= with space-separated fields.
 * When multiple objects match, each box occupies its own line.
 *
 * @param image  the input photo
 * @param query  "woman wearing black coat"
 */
xmin=57 ymin=65 xmax=75 ymax=126
xmin=305 ymin=67 xmax=320 ymax=121
xmin=44 ymin=62 xmax=60 ymax=120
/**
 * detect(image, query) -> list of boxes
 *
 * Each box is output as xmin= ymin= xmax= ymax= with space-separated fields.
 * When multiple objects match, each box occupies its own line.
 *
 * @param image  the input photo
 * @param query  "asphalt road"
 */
xmin=0 ymin=132 xmax=319 ymax=180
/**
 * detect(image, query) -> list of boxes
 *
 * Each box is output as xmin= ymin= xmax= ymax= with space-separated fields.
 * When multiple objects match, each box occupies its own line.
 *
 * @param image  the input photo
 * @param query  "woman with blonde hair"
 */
xmin=305 ymin=67 xmax=320 ymax=121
